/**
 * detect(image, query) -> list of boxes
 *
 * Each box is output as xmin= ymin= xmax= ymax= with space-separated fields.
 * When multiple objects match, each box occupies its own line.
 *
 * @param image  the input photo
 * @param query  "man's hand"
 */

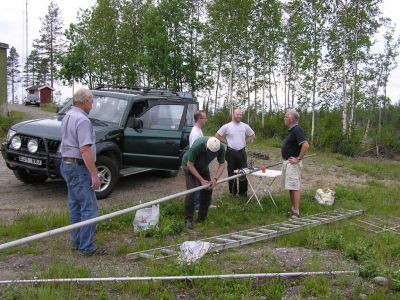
xmin=210 ymin=178 xmax=218 ymax=189
xmin=200 ymin=178 xmax=209 ymax=186
xmin=91 ymin=173 xmax=100 ymax=190
xmin=288 ymin=156 xmax=301 ymax=164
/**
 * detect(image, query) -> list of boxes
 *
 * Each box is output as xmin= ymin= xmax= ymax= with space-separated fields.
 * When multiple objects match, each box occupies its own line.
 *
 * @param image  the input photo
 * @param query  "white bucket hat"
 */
xmin=206 ymin=137 xmax=220 ymax=152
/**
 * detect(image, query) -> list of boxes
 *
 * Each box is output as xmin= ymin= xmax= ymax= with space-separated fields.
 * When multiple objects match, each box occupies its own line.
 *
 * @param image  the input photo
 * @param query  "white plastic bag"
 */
xmin=133 ymin=204 xmax=160 ymax=231
xmin=178 ymin=241 xmax=212 ymax=264
xmin=315 ymin=188 xmax=335 ymax=206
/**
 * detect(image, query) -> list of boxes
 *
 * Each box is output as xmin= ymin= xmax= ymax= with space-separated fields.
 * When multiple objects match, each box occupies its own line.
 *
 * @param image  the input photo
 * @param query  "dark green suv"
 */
xmin=1 ymin=87 xmax=198 ymax=199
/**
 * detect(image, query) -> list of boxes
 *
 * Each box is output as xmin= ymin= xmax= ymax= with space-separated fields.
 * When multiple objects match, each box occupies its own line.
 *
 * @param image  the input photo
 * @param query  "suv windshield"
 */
xmin=90 ymin=96 xmax=128 ymax=124
xmin=58 ymin=96 xmax=128 ymax=125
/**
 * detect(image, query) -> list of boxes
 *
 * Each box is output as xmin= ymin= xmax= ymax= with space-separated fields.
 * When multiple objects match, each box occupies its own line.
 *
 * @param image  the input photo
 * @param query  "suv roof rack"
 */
xmin=94 ymin=84 xmax=193 ymax=100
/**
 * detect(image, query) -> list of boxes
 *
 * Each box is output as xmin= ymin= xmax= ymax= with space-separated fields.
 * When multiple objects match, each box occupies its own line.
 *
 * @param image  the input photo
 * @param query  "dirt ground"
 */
xmin=0 ymin=105 xmax=391 ymax=295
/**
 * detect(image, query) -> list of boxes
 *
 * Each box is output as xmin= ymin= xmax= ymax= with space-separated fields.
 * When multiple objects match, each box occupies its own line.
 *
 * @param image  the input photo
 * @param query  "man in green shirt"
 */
xmin=181 ymin=136 xmax=225 ymax=229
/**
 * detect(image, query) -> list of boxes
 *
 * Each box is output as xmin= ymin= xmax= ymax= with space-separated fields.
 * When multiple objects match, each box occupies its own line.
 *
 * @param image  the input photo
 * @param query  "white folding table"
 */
xmin=247 ymin=169 xmax=282 ymax=210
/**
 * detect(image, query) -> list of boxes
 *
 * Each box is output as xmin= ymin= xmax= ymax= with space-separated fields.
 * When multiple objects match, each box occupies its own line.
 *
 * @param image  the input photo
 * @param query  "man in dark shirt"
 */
xmin=281 ymin=108 xmax=309 ymax=218
xmin=181 ymin=137 xmax=225 ymax=229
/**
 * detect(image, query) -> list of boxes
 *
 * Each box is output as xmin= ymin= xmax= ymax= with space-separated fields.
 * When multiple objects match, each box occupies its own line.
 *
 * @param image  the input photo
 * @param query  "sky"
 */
xmin=0 ymin=0 xmax=400 ymax=104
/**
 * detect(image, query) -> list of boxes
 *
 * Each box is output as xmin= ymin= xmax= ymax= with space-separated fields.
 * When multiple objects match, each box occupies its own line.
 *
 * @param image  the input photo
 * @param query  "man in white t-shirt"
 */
xmin=189 ymin=110 xmax=207 ymax=147
xmin=215 ymin=108 xmax=255 ymax=196
xmin=189 ymin=110 xmax=207 ymax=210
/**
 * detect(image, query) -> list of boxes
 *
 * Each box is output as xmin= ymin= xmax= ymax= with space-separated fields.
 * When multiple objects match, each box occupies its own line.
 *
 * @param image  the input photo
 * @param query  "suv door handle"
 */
xmin=165 ymin=141 xmax=177 ymax=145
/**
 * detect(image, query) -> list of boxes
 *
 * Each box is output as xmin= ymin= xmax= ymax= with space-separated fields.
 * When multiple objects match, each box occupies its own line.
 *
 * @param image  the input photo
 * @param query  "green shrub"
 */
xmin=0 ymin=111 xmax=26 ymax=139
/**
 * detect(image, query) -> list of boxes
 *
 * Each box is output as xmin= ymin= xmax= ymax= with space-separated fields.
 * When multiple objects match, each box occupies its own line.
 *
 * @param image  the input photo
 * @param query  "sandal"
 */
xmin=290 ymin=208 xmax=300 ymax=219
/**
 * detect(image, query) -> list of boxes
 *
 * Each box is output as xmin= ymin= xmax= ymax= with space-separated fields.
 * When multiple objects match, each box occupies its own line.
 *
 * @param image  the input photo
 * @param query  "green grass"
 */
xmin=40 ymin=103 xmax=58 ymax=113
xmin=1 ymin=147 xmax=400 ymax=298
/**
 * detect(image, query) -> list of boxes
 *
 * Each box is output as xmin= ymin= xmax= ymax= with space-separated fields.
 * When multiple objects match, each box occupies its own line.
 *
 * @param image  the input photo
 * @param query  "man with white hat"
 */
xmin=181 ymin=136 xmax=225 ymax=229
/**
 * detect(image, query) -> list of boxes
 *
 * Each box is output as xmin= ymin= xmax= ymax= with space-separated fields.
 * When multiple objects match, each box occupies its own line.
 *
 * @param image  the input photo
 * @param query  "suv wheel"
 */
xmin=95 ymin=155 xmax=119 ymax=199
xmin=13 ymin=168 xmax=48 ymax=184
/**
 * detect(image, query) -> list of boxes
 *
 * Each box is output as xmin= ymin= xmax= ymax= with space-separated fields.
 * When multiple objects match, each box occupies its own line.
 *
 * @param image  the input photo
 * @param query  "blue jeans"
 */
xmin=60 ymin=161 xmax=98 ymax=254
xmin=194 ymin=179 xmax=200 ymax=210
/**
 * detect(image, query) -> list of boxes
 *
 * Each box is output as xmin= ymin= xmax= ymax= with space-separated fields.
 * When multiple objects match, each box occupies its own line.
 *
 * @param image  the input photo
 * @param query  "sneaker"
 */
xmin=185 ymin=220 xmax=194 ymax=229
xmin=209 ymin=204 xmax=217 ymax=209
xmin=81 ymin=247 xmax=107 ymax=256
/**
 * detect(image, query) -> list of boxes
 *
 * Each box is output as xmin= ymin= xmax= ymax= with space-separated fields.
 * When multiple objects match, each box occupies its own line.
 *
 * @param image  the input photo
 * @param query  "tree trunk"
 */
xmin=363 ymin=118 xmax=370 ymax=143
xmin=283 ymin=72 xmax=287 ymax=111
xmin=50 ymin=19 xmax=54 ymax=90
xmin=253 ymin=70 xmax=257 ymax=120
xmin=272 ymin=70 xmax=278 ymax=110
xmin=246 ymin=63 xmax=250 ymax=122
xmin=228 ymin=54 xmax=234 ymax=116
xmin=214 ymin=51 xmax=222 ymax=112
xmin=349 ymin=0 xmax=359 ymax=136
xmin=269 ymin=72 xmax=272 ymax=112
xmin=311 ymin=83 xmax=316 ymax=145
xmin=291 ymin=83 xmax=295 ymax=107
xmin=342 ymin=69 xmax=347 ymax=135
xmin=262 ymin=80 xmax=265 ymax=128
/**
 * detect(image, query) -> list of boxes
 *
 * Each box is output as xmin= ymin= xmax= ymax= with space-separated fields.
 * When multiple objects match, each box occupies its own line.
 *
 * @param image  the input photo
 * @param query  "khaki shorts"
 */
xmin=281 ymin=160 xmax=303 ymax=191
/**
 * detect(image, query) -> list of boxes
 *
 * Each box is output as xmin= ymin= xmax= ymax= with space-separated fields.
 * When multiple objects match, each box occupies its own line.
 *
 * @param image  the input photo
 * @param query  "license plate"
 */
xmin=19 ymin=156 xmax=42 ymax=166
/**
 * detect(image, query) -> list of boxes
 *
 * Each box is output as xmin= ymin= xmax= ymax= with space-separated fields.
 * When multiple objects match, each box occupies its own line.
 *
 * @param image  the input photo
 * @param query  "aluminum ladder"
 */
xmin=126 ymin=208 xmax=363 ymax=260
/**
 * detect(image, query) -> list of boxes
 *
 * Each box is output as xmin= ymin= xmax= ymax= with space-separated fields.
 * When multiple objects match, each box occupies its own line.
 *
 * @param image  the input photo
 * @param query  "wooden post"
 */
xmin=0 ymin=43 xmax=9 ymax=115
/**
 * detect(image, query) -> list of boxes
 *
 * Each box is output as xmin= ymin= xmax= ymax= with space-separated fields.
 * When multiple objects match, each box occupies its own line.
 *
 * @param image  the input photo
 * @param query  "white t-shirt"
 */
xmin=217 ymin=121 xmax=255 ymax=150
xmin=189 ymin=126 xmax=204 ymax=147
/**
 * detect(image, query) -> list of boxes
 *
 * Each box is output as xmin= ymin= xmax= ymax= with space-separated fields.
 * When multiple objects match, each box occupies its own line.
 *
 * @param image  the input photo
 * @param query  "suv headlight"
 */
xmin=10 ymin=136 xmax=22 ymax=150
xmin=27 ymin=138 xmax=39 ymax=153
xmin=6 ymin=129 xmax=16 ymax=143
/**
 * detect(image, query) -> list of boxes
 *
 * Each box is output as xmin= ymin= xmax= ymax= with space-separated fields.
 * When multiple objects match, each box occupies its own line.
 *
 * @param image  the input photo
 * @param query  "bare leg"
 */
xmin=289 ymin=190 xmax=300 ymax=214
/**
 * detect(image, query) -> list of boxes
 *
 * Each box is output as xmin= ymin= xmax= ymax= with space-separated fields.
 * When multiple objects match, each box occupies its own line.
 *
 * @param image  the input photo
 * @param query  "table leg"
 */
xmin=247 ymin=178 xmax=264 ymax=210
xmin=266 ymin=177 xmax=278 ymax=208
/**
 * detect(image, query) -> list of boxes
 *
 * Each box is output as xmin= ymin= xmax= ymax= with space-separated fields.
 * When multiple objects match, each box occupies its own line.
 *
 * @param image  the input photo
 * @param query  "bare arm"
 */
xmin=210 ymin=163 xmax=225 ymax=188
xmin=80 ymin=145 xmax=100 ymax=190
xmin=246 ymin=134 xmax=255 ymax=145
xmin=215 ymin=133 xmax=228 ymax=145
xmin=289 ymin=142 xmax=309 ymax=164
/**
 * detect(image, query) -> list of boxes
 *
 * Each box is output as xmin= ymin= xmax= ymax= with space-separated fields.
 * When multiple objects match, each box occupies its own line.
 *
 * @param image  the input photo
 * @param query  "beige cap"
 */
xmin=206 ymin=137 xmax=220 ymax=152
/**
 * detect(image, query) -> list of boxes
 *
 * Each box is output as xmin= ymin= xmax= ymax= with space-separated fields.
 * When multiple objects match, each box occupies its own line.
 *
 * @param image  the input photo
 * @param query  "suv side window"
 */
xmin=185 ymin=103 xmax=197 ymax=126
xmin=140 ymin=104 xmax=184 ymax=130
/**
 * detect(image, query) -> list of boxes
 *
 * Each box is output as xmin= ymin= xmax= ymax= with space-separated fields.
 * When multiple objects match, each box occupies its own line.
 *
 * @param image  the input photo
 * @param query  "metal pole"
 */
xmin=0 ymin=270 xmax=356 ymax=285
xmin=0 ymin=172 xmax=246 ymax=251
xmin=0 ymin=155 xmax=316 ymax=251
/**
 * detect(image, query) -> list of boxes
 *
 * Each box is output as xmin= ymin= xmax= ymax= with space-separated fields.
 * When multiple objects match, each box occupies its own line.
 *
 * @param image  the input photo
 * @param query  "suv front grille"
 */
xmin=17 ymin=135 xmax=60 ymax=155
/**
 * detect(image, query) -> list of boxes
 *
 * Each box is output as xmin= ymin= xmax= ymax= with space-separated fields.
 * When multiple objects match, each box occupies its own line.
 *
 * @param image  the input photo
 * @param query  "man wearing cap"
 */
xmin=215 ymin=108 xmax=255 ymax=197
xmin=181 ymin=136 xmax=225 ymax=229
